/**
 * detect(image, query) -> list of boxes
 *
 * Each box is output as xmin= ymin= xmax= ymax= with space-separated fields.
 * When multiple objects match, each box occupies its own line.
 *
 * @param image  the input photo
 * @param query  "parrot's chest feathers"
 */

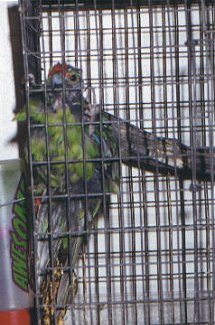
xmin=49 ymin=89 xmax=84 ymax=120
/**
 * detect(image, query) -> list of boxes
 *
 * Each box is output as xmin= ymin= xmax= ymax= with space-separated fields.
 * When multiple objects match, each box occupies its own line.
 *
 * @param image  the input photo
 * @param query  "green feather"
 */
xmin=31 ymin=137 xmax=46 ymax=161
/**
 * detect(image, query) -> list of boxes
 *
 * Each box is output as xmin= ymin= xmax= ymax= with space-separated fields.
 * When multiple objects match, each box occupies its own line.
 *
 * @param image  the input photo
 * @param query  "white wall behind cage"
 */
xmin=0 ymin=1 xmax=19 ymax=160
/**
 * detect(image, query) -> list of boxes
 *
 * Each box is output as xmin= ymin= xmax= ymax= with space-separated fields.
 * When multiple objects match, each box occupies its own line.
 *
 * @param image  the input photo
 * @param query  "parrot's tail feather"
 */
xmin=37 ymin=193 xmax=99 ymax=324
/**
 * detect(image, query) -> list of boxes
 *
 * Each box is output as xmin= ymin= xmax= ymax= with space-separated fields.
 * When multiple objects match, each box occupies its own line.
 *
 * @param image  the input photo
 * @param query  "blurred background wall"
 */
xmin=0 ymin=0 xmax=19 ymax=160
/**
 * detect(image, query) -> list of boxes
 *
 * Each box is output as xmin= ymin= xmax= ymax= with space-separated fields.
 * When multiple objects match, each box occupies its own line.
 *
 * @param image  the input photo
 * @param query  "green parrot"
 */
xmin=15 ymin=61 xmax=215 ymax=325
xmin=15 ymin=63 xmax=119 ymax=324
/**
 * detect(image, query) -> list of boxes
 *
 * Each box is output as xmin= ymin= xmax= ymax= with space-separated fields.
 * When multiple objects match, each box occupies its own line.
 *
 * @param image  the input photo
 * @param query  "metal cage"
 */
xmin=18 ymin=0 xmax=215 ymax=324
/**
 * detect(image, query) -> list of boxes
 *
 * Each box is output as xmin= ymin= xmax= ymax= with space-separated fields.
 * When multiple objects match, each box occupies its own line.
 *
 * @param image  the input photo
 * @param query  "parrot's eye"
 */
xmin=71 ymin=74 xmax=78 ymax=81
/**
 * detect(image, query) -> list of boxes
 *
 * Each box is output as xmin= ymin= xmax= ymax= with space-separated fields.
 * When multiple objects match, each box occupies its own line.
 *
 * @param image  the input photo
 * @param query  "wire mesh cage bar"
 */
xmin=18 ymin=0 xmax=215 ymax=324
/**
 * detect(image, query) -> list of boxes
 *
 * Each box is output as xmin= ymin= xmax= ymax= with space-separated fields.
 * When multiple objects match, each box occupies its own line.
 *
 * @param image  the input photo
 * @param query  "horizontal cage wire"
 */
xmin=18 ymin=0 xmax=215 ymax=324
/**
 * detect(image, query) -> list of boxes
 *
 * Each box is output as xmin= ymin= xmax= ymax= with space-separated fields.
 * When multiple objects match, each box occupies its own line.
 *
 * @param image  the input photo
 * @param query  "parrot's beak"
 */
xmin=51 ymin=74 xmax=63 ymax=88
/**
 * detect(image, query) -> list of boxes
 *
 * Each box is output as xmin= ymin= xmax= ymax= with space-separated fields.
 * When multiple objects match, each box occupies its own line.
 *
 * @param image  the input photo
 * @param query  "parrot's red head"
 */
xmin=48 ymin=62 xmax=68 ymax=77
xmin=48 ymin=62 xmax=81 ymax=88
